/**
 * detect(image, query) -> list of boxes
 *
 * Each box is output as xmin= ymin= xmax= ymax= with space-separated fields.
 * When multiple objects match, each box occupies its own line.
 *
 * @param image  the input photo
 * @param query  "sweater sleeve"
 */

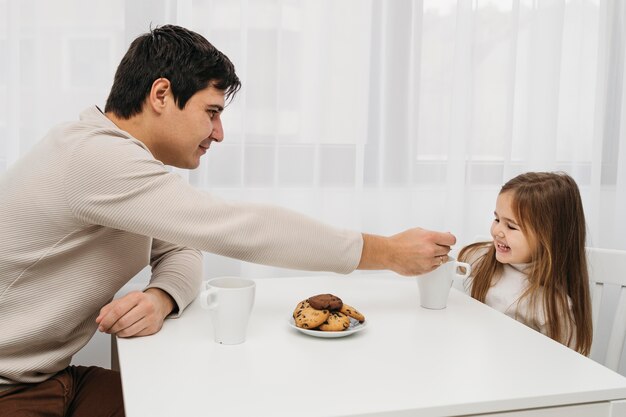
xmin=145 ymin=239 xmax=203 ymax=317
xmin=64 ymin=133 xmax=363 ymax=274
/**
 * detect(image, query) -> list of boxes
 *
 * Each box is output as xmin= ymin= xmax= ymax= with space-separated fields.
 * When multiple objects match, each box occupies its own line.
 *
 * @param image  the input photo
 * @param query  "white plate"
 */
xmin=288 ymin=317 xmax=367 ymax=338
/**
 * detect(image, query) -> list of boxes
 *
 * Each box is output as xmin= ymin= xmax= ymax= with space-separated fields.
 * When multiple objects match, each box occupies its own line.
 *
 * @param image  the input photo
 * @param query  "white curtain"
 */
xmin=1 ymin=0 xmax=625 ymax=279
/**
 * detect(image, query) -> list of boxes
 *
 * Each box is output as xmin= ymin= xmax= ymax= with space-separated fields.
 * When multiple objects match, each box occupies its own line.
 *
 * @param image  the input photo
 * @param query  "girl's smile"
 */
xmin=494 ymin=240 xmax=511 ymax=254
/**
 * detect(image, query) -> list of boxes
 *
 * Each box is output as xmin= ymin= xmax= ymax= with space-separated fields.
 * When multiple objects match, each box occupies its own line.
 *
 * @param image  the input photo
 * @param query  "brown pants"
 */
xmin=0 ymin=366 xmax=124 ymax=417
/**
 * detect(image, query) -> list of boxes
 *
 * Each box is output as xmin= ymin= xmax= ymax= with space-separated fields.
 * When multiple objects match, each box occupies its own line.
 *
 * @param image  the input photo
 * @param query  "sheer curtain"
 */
xmin=1 ymin=0 xmax=625 ymax=279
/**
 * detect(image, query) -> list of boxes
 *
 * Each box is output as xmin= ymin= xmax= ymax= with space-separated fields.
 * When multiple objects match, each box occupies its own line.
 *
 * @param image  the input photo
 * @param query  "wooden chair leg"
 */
xmin=111 ymin=335 xmax=119 ymax=371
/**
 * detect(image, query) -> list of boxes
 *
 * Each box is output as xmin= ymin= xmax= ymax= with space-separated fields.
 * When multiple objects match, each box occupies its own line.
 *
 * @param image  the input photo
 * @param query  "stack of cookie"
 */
xmin=293 ymin=293 xmax=365 ymax=331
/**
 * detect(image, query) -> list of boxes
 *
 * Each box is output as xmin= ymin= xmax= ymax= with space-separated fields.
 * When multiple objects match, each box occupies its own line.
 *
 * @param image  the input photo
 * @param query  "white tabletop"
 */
xmin=116 ymin=274 xmax=626 ymax=417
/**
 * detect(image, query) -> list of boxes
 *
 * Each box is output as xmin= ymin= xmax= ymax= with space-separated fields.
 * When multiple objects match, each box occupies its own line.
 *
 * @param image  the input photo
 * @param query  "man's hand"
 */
xmin=96 ymin=288 xmax=175 ymax=338
xmin=358 ymin=228 xmax=457 ymax=276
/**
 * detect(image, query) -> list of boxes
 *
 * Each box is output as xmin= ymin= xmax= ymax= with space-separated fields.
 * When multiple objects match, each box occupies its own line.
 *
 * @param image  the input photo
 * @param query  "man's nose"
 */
xmin=211 ymin=117 xmax=224 ymax=142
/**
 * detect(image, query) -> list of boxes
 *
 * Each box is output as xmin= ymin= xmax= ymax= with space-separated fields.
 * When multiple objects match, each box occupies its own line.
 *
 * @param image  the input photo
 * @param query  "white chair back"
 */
xmin=587 ymin=247 xmax=626 ymax=372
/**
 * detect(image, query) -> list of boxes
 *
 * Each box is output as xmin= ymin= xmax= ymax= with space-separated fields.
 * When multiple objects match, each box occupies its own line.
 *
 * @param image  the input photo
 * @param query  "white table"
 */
xmin=116 ymin=274 xmax=626 ymax=417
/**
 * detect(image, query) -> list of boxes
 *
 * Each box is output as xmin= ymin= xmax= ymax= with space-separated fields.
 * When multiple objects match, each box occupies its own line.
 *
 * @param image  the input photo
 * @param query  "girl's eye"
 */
xmin=493 ymin=218 xmax=500 ymax=223
xmin=507 ymin=223 xmax=518 ymax=230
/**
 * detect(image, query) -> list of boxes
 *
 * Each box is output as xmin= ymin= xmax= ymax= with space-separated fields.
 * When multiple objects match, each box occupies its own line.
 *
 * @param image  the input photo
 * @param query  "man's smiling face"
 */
xmin=155 ymin=84 xmax=225 ymax=169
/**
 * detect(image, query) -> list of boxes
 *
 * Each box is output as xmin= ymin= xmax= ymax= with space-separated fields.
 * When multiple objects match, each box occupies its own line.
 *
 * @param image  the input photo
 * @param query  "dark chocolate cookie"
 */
xmin=307 ymin=293 xmax=343 ymax=311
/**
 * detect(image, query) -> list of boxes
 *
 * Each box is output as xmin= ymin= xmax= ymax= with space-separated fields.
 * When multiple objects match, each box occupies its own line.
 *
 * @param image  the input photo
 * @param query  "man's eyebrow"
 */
xmin=207 ymin=104 xmax=224 ymax=112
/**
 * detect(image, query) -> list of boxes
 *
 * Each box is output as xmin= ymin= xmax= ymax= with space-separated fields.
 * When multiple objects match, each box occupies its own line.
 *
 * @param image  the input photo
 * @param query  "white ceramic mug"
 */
xmin=200 ymin=277 xmax=256 ymax=344
xmin=417 ymin=259 xmax=471 ymax=309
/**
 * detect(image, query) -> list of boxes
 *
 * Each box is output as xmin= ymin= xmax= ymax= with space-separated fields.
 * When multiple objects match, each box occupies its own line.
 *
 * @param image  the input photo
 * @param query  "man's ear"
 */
xmin=148 ymin=78 xmax=171 ymax=114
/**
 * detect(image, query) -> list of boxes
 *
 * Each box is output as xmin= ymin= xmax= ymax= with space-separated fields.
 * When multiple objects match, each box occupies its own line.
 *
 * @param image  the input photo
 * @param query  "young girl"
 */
xmin=459 ymin=172 xmax=592 ymax=355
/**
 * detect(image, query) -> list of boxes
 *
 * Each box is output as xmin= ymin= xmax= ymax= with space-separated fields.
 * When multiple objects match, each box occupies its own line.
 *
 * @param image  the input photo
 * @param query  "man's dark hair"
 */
xmin=105 ymin=24 xmax=241 ymax=118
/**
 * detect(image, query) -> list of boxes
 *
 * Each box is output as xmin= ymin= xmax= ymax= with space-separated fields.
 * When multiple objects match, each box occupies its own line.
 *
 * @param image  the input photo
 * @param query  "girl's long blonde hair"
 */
xmin=459 ymin=172 xmax=592 ymax=355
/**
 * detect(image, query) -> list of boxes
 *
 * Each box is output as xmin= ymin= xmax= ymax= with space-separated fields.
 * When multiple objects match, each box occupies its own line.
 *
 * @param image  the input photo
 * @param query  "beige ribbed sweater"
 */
xmin=0 ymin=106 xmax=362 ymax=387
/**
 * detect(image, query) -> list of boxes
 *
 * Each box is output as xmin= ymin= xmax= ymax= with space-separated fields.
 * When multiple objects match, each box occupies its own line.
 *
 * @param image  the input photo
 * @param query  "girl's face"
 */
xmin=490 ymin=191 xmax=533 ymax=264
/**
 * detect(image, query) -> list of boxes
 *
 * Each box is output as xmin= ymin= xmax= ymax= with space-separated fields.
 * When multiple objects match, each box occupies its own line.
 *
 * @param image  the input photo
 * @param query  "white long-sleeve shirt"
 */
xmin=0 ymin=106 xmax=363 ymax=387
xmin=461 ymin=247 xmax=575 ymax=348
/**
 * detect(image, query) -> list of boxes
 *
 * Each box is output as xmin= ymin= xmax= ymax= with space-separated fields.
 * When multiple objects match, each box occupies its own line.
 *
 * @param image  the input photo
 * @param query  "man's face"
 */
xmin=155 ymin=85 xmax=225 ymax=169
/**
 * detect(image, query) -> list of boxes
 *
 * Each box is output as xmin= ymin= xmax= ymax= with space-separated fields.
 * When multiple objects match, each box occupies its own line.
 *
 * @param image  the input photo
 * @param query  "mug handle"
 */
xmin=454 ymin=261 xmax=472 ymax=279
xmin=200 ymin=287 xmax=219 ymax=310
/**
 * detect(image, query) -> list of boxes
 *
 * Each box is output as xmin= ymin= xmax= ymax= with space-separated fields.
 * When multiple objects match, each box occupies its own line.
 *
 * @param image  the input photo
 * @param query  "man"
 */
xmin=0 ymin=25 xmax=455 ymax=416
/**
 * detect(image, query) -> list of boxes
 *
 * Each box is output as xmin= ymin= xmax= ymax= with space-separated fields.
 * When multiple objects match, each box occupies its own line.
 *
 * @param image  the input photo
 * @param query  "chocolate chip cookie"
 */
xmin=318 ymin=311 xmax=351 ymax=331
xmin=294 ymin=306 xmax=330 ymax=329
xmin=292 ymin=299 xmax=310 ymax=318
xmin=339 ymin=303 xmax=365 ymax=323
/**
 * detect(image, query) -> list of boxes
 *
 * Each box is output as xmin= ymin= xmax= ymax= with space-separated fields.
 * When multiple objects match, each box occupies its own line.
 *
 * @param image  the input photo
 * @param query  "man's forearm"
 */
xmin=357 ymin=233 xmax=390 ymax=270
